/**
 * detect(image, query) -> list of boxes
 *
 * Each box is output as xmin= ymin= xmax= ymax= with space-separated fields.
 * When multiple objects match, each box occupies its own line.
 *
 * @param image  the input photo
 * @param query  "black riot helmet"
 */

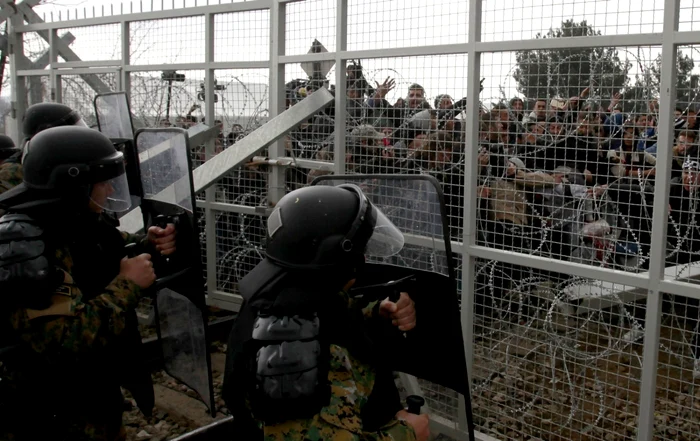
xmin=0 ymin=126 xmax=131 ymax=213
xmin=0 ymin=134 xmax=17 ymax=161
xmin=265 ymin=184 xmax=405 ymax=271
xmin=22 ymin=102 xmax=86 ymax=139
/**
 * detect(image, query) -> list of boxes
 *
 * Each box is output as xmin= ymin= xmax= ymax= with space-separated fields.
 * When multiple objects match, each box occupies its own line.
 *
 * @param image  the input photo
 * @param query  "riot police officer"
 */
xmin=0 ymin=102 xmax=87 ymax=195
xmin=223 ymin=183 xmax=430 ymax=441
xmin=0 ymin=134 xmax=17 ymax=163
xmin=0 ymin=126 xmax=176 ymax=441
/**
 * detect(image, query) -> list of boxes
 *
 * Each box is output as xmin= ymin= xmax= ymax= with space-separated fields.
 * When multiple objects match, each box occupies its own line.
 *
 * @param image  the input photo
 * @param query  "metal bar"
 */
xmin=193 ymin=88 xmax=334 ymax=194
xmin=196 ymin=200 xmax=266 ymax=216
xmin=673 ymin=30 xmax=700 ymax=45
xmin=21 ymin=67 xmax=118 ymax=75
xmin=334 ymin=0 xmax=347 ymax=175
xmin=636 ymin=1 xmax=680 ymax=440
xmin=124 ymin=61 xmax=269 ymax=72
xmin=0 ymin=0 xmax=41 ymax=26
xmin=427 ymin=414 xmax=470 ymax=441
xmin=267 ymin=0 xmax=286 ymax=207
xmin=279 ymin=52 xmax=337 ymax=64
xmin=121 ymin=21 xmax=130 ymax=94
xmin=206 ymin=291 xmax=243 ymax=312
xmin=280 ymin=34 xmax=663 ymax=65
xmin=33 ymin=33 xmax=76 ymax=69
xmin=474 ymin=432 xmax=502 ymax=441
xmin=475 ymin=33 xmax=663 ymax=53
xmin=27 ymin=70 xmax=43 ymax=105
xmin=401 ymin=232 xmax=456 ymax=252
xmin=16 ymin=2 xmax=112 ymax=94
xmin=8 ymin=8 xmax=27 ymax=143
xmin=188 ymin=124 xmax=220 ymax=147
xmin=250 ymin=155 xmax=334 ymax=171
xmin=267 ymin=32 xmax=669 ymax=64
xmin=204 ymin=11 xmax=217 ymax=301
xmin=16 ymin=69 xmax=49 ymax=76
xmin=658 ymin=280 xmax=700 ymax=301
xmin=52 ymin=60 xmax=121 ymax=68
xmin=204 ymin=137 xmax=218 ymax=298
xmin=54 ymin=73 xmax=62 ymax=103
xmin=469 ymin=246 xmax=651 ymax=289
xmin=13 ymin=0 xmax=273 ymax=31
xmin=461 ymin=0 xmax=482 ymax=437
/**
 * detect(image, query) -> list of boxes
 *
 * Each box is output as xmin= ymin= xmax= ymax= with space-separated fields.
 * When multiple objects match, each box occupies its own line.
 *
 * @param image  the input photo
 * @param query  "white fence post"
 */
xmin=636 ymin=1 xmax=680 ymax=440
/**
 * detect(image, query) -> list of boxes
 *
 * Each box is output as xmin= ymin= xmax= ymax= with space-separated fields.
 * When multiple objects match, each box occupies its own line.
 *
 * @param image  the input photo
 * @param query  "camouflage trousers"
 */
xmin=263 ymin=415 xmax=417 ymax=441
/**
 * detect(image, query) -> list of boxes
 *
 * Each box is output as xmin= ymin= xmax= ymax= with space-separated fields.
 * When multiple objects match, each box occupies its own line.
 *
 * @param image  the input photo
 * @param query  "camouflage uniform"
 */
xmin=0 ymin=230 xmax=147 ymax=441
xmin=250 ymin=292 xmax=417 ymax=441
xmin=0 ymin=162 xmax=23 ymax=195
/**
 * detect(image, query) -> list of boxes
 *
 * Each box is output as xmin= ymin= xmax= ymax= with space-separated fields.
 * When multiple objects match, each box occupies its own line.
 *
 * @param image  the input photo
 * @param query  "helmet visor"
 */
xmin=365 ymin=206 xmax=405 ymax=257
xmin=90 ymin=172 xmax=131 ymax=213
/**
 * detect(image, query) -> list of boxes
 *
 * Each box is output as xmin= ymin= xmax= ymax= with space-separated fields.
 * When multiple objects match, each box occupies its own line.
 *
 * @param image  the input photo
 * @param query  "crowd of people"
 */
xmin=151 ymin=67 xmax=700 ymax=373
xmin=273 ymin=70 xmax=700 ymax=372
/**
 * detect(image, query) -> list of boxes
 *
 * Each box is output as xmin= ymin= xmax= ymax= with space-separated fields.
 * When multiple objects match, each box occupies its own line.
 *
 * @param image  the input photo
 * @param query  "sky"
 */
xmin=12 ymin=0 xmax=700 ymax=118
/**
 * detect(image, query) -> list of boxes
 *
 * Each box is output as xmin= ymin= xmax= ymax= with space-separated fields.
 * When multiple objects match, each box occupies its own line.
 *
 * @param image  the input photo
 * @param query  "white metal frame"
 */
xmin=7 ymin=0 xmax=699 ymax=439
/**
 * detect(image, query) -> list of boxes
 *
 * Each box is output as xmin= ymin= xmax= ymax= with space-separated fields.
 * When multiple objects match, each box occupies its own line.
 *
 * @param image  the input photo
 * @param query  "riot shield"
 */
xmin=134 ymin=128 xmax=215 ymax=415
xmin=311 ymin=174 xmax=474 ymax=439
xmin=94 ymin=92 xmax=143 ymax=213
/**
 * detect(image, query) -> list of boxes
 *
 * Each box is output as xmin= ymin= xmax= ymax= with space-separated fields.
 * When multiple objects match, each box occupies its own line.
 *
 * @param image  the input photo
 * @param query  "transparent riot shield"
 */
xmin=311 ymin=174 xmax=474 ymax=440
xmin=134 ymin=128 xmax=215 ymax=415
xmin=94 ymin=92 xmax=142 ymax=213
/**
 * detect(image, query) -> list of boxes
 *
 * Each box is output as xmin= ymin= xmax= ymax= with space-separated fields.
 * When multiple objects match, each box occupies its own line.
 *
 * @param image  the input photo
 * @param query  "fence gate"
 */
xmin=8 ymin=0 xmax=700 ymax=440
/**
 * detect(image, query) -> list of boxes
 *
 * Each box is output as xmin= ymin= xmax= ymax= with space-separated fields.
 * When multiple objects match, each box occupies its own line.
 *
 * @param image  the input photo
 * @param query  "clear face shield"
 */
xmin=364 ymin=205 xmax=405 ymax=257
xmin=89 ymin=172 xmax=132 ymax=213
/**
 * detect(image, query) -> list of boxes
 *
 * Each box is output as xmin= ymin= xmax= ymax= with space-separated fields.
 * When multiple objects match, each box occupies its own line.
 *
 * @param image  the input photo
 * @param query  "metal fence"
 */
xmin=7 ymin=0 xmax=700 ymax=440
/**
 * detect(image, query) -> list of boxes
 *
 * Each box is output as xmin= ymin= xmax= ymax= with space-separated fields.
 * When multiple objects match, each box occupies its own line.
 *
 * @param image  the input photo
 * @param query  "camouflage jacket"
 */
xmin=0 ymin=161 xmax=23 ymax=195
xmin=261 ymin=292 xmax=417 ymax=441
xmin=9 ymin=234 xmax=143 ymax=350
xmin=1 ymin=231 xmax=145 ymax=441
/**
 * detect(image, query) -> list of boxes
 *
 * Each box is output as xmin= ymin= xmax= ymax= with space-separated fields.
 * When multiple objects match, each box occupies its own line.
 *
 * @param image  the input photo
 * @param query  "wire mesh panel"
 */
xmin=10 ymin=0 xmax=700 ymax=438
xmin=481 ymin=0 xmax=664 ymax=42
xmin=282 ymin=50 xmax=470 ymax=425
xmin=212 ymin=69 xmax=269 ymax=140
xmin=129 ymin=17 xmax=205 ymax=65
xmin=214 ymin=209 xmax=267 ymax=294
xmin=34 ymin=0 xmax=255 ymax=20
xmin=478 ymin=45 xmax=661 ymax=273
xmin=206 ymin=68 xmax=270 ymax=207
xmin=24 ymin=76 xmax=51 ymax=106
xmin=679 ymin=0 xmax=700 ymax=32
xmin=347 ymin=0 xmax=469 ymax=51
xmin=472 ymin=273 xmax=648 ymax=440
xmin=60 ymin=73 xmax=119 ymax=127
xmin=128 ymin=70 xmax=205 ymax=129
xmin=214 ymin=10 xmax=270 ymax=63
xmin=58 ymin=24 xmax=122 ymax=61
xmin=466 ymin=39 xmax=662 ymax=440
xmin=651 ymin=43 xmax=700 ymax=441
xmin=653 ymin=291 xmax=700 ymax=441
xmin=284 ymin=0 xmax=337 ymax=56
xmin=21 ymin=32 xmax=50 ymax=65
xmin=336 ymin=55 xmax=468 ymax=241
xmin=662 ymin=46 xmax=700 ymax=287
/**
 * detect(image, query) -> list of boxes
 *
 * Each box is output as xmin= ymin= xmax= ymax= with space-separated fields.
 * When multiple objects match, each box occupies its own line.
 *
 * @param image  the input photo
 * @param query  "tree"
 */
xmin=512 ymin=20 xmax=631 ymax=106
xmin=650 ymin=53 xmax=700 ymax=110
xmin=617 ymin=53 xmax=699 ymax=114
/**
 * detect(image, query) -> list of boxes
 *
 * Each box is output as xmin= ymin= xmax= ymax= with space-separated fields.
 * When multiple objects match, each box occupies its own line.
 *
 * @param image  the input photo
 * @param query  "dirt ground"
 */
xmin=468 ymin=308 xmax=700 ymax=441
